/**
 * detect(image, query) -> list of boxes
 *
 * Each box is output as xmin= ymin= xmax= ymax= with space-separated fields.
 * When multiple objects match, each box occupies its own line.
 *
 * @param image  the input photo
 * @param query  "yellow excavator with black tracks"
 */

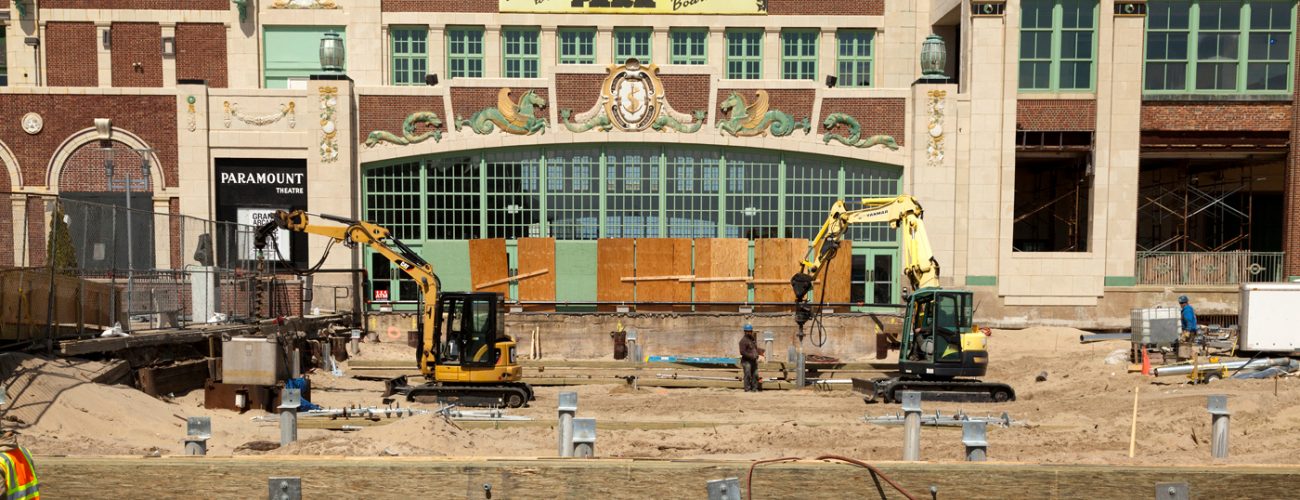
xmin=254 ymin=210 xmax=534 ymax=408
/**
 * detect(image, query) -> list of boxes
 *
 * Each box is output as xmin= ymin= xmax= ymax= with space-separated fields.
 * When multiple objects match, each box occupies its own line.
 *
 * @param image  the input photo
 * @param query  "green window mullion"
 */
xmin=597 ymin=150 xmax=608 ymax=238
xmin=836 ymin=30 xmax=874 ymax=87
xmin=614 ymin=28 xmax=652 ymax=63
xmin=670 ymin=29 xmax=707 ymax=65
xmin=781 ymin=30 xmax=818 ymax=80
xmin=447 ymin=27 xmax=485 ymax=79
xmin=776 ymin=157 xmax=787 ymax=236
xmin=478 ymin=156 xmax=488 ymax=238
xmin=538 ymin=152 xmax=549 ymax=237
xmin=1186 ymin=2 xmax=1200 ymax=91
xmin=419 ymin=160 xmax=429 ymax=240
xmin=657 ymin=151 xmax=668 ymax=237
xmin=716 ymin=153 xmax=728 ymax=238
xmin=725 ymin=29 xmax=763 ymax=79
xmin=391 ymin=28 xmax=428 ymax=86
xmin=503 ymin=28 xmax=540 ymax=79
xmin=558 ymin=28 xmax=596 ymax=64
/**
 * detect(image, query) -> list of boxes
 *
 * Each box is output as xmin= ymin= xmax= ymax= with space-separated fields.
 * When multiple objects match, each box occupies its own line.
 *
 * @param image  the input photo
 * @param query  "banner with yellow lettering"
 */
xmin=500 ymin=0 xmax=767 ymax=15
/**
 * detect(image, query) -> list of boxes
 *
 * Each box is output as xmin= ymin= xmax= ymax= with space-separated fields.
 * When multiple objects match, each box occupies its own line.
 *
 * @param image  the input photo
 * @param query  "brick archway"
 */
xmin=57 ymin=140 xmax=156 ymax=194
xmin=0 ymin=141 xmax=14 ymax=267
xmin=45 ymin=127 xmax=166 ymax=192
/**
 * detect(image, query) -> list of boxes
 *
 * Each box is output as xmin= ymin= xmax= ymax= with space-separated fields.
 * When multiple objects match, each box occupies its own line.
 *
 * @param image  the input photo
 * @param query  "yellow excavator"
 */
xmin=792 ymin=195 xmax=1014 ymax=403
xmin=253 ymin=210 xmax=534 ymax=408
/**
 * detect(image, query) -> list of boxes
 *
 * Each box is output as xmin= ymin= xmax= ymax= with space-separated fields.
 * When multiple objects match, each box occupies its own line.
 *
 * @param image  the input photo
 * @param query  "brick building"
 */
xmin=0 ymin=0 xmax=1297 ymax=329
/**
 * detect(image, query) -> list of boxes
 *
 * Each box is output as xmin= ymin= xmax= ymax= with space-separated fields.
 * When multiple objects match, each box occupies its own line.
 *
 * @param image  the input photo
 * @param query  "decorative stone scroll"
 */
xmin=366 ymin=112 xmax=444 ymax=147
xmin=223 ymin=100 xmax=296 ymax=128
xmin=318 ymin=87 xmax=339 ymax=163
xmin=561 ymin=59 xmax=705 ymax=134
xmin=270 ymin=0 xmax=338 ymax=9
xmin=926 ymin=89 xmax=946 ymax=166
xmin=822 ymin=113 xmax=899 ymax=150
xmin=717 ymin=90 xmax=809 ymax=137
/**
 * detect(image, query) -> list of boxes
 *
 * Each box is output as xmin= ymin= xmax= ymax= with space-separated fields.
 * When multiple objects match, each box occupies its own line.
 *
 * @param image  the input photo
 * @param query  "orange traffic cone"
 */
xmin=1141 ymin=349 xmax=1151 ymax=376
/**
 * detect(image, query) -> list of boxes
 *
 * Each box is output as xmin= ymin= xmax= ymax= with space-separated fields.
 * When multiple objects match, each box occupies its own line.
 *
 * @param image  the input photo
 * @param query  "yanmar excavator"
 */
xmin=791 ymin=196 xmax=1015 ymax=404
xmin=254 ymin=210 xmax=534 ymax=408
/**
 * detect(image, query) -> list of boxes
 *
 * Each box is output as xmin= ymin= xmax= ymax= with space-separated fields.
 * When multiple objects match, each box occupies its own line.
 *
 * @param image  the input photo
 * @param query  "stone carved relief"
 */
xmin=455 ymin=88 xmax=548 ymax=136
xmin=319 ymin=87 xmax=339 ymax=163
xmin=223 ymin=100 xmax=296 ymax=128
xmin=717 ymin=91 xmax=808 ymax=137
xmin=271 ymin=0 xmax=338 ymax=9
xmin=366 ymin=112 xmax=444 ymax=147
xmin=185 ymin=96 xmax=197 ymax=132
xmin=821 ymin=113 xmax=899 ymax=150
xmin=927 ymin=90 xmax=946 ymax=166
xmin=561 ymin=60 xmax=705 ymax=133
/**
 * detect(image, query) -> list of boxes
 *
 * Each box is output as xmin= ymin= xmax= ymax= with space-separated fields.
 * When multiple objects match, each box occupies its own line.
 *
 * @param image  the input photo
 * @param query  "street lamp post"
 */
xmin=103 ymin=146 xmax=152 ymax=330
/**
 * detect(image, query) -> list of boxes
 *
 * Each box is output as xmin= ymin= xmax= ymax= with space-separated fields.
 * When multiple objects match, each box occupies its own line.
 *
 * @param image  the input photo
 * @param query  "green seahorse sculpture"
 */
xmin=455 ymin=88 xmax=548 ymax=136
xmin=365 ymin=111 xmax=444 ymax=147
xmin=717 ymin=90 xmax=809 ymax=137
xmin=822 ymin=112 xmax=900 ymax=150
xmin=560 ymin=108 xmax=613 ymax=133
xmin=652 ymin=110 xmax=707 ymax=133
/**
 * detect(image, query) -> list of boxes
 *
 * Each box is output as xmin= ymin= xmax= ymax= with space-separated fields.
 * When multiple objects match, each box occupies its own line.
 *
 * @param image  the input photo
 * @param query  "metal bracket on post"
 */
xmin=1154 ymin=482 xmax=1189 ymax=500
xmin=350 ymin=328 xmax=361 ymax=355
xmin=183 ymin=416 xmax=211 ymax=456
xmin=707 ymin=477 xmax=742 ymax=500
xmin=961 ymin=420 xmax=988 ymax=461
xmin=901 ymin=391 xmax=922 ymax=461
xmin=1208 ymin=395 xmax=1230 ymax=459
xmin=762 ymin=331 xmax=774 ymax=358
xmin=572 ymin=417 xmax=597 ymax=458
xmin=279 ymin=388 xmax=301 ymax=446
xmin=557 ymin=391 xmax=577 ymax=457
xmin=626 ymin=331 xmax=640 ymax=364
xmin=268 ymin=477 xmax=302 ymax=500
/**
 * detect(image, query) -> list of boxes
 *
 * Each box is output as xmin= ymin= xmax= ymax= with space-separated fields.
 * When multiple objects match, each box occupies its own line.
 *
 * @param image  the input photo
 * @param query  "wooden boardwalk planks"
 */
xmin=469 ymin=238 xmax=510 ymax=299
xmin=596 ymin=239 xmax=635 ymax=311
xmin=516 ymin=238 xmax=555 ymax=310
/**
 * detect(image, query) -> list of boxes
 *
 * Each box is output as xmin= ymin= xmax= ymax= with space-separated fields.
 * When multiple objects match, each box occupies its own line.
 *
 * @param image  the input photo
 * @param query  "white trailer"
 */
xmin=1239 ymin=282 xmax=1300 ymax=352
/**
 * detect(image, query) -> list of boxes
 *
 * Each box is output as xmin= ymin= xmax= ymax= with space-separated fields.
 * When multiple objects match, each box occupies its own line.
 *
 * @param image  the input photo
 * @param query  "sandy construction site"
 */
xmin=8 ymin=326 xmax=1299 ymax=467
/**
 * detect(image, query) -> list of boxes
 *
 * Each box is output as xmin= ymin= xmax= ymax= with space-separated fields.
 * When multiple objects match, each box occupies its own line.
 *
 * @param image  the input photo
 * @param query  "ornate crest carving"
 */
xmin=562 ymin=59 xmax=704 ymax=133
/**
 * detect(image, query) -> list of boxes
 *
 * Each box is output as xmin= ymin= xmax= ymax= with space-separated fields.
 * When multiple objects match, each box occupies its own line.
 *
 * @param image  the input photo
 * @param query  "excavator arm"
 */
xmin=791 ymin=195 xmax=941 ymax=329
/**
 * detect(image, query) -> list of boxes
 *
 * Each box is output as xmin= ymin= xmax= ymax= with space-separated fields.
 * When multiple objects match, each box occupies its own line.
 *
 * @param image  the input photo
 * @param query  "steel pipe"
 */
xmin=1079 ymin=333 xmax=1130 ymax=343
xmin=1152 ymin=358 xmax=1291 ymax=377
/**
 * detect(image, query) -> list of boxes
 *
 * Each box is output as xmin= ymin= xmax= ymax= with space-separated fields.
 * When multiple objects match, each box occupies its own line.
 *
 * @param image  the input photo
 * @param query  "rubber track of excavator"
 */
xmin=406 ymin=382 xmax=535 ymax=408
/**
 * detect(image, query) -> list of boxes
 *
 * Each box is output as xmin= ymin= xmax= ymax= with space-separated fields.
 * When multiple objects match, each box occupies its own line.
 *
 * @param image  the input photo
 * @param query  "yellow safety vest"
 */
xmin=0 ymin=446 xmax=39 ymax=500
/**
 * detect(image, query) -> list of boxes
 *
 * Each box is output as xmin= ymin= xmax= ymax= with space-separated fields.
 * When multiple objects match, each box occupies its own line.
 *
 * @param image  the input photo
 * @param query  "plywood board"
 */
xmin=596 ymin=239 xmax=635 ymax=311
xmin=822 ymin=240 xmax=853 ymax=311
xmin=517 ymin=238 xmax=555 ymax=311
xmin=635 ymin=239 xmax=692 ymax=311
xmin=468 ymin=239 xmax=510 ymax=300
xmin=753 ymin=239 xmax=808 ymax=312
xmin=694 ymin=239 xmax=749 ymax=311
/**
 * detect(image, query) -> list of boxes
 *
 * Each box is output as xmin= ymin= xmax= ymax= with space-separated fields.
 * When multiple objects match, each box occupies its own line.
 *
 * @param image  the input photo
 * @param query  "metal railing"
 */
xmin=1135 ymin=251 xmax=1285 ymax=285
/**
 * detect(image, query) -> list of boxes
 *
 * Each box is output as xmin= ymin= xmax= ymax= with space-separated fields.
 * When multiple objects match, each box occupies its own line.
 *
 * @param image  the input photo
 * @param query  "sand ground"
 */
xmin=9 ymin=326 xmax=1299 ymax=465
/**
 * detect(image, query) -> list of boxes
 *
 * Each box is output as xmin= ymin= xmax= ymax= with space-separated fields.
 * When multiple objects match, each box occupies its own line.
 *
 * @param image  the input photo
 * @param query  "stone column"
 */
xmin=97 ymin=23 xmax=112 ymax=88
xmin=7 ymin=10 xmax=38 ymax=87
xmin=818 ymin=30 xmax=836 ymax=85
xmin=1101 ymin=6 xmax=1146 ymax=285
xmin=349 ymin=0 xmax=383 ymax=85
xmin=305 ymin=76 xmax=358 ymax=302
xmin=909 ymin=82 xmax=960 ymax=286
xmin=153 ymin=197 xmax=171 ymax=269
xmin=429 ymin=26 xmax=445 ymax=83
xmin=962 ymin=9 xmax=1009 ymax=285
xmin=596 ymin=27 xmax=613 ymax=65
xmin=1286 ymin=7 xmax=1300 ymax=279
xmin=227 ymin=8 xmax=260 ymax=88
xmin=540 ymin=26 xmax=558 ymax=78
xmin=484 ymin=25 xmax=502 ymax=78
xmin=161 ymin=24 xmax=177 ymax=86
xmin=11 ymin=195 xmax=27 ymax=267
xmin=762 ymin=27 xmax=778 ymax=80
xmin=175 ymin=82 xmax=212 ymax=259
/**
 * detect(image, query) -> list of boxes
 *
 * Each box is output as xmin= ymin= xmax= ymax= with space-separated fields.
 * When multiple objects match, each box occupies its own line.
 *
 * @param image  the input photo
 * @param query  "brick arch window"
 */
xmin=57 ymin=140 xmax=157 ymax=272
xmin=58 ymin=141 xmax=154 ymax=193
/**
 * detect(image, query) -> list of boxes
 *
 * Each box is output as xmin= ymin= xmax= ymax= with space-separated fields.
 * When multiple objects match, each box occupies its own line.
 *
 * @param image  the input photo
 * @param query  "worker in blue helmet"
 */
xmin=1178 ymin=295 xmax=1198 ymax=339
xmin=738 ymin=324 xmax=765 ymax=392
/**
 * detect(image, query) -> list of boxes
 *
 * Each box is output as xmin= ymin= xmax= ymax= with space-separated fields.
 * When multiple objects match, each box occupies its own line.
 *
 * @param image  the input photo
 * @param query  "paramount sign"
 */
xmin=499 ymin=0 xmax=766 ymax=14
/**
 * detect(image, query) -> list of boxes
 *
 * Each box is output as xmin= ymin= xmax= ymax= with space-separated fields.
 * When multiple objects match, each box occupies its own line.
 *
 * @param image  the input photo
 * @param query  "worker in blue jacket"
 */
xmin=1178 ymin=295 xmax=1198 ymax=338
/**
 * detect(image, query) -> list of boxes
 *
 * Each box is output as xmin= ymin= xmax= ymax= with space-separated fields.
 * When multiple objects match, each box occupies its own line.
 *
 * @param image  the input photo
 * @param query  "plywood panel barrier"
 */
xmin=516 ymin=238 xmax=555 ymax=311
xmin=468 ymin=239 xmax=510 ymax=300
xmin=823 ymin=240 xmax=853 ymax=311
xmin=754 ymin=239 xmax=808 ymax=312
xmin=634 ymin=238 xmax=691 ymax=312
xmin=694 ymin=238 xmax=749 ymax=311
xmin=596 ymin=239 xmax=635 ymax=311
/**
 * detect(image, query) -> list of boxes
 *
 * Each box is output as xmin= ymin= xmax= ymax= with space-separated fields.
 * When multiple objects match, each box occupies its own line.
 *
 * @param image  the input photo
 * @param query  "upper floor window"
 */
xmin=1020 ymin=0 xmax=1097 ymax=91
xmin=390 ymin=27 xmax=427 ymax=86
xmin=837 ymin=30 xmax=874 ymax=87
xmin=670 ymin=28 xmax=707 ymax=65
xmin=447 ymin=27 xmax=485 ymax=79
xmin=559 ymin=28 xmax=596 ymax=64
xmin=503 ymin=27 xmax=540 ymax=78
xmin=782 ymin=29 xmax=819 ymax=80
xmin=614 ymin=28 xmax=652 ymax=63
xmin=1146 ymin=0 xmax=1294 ymax=93
xmin=726 ymin=29 xmax=763 ymax=79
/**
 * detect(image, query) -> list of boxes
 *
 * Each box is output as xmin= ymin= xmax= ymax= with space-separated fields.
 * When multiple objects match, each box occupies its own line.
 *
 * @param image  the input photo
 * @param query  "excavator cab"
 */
xmin=899 ymin=289 xmax=987 ymax=379
xmin=427 ymin=292 xmax=521 ymax=379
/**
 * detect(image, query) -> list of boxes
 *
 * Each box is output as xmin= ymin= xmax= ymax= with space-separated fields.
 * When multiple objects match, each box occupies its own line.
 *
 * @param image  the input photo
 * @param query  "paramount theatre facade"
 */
xmin=2 ymin=0 xmax=1299 ymax=334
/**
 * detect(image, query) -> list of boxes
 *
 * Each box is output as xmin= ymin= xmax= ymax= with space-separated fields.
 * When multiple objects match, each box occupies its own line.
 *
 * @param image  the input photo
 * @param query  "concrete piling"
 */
xmin=962 ymin=420 xmax=988 ymax=462
xmin=572 ymin=417 xmax=597 ymax=458
xmin=1208 ymin=395 xmax=1230 ymax=459
xmin=183 ymin=416 xmax=211 ymax=456
xmin=901 ymin=391 xmax=921 ymax=461
xmin=558 ymin=391 xmax=577 ymax=457
xmin=279 ymin=388 xmax=301 ymax=446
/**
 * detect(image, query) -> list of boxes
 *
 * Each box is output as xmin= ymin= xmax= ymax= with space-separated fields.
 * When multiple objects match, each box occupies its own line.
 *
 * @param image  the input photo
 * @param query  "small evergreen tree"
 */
xmin=47 ymin=203 xmax=78 ymax=274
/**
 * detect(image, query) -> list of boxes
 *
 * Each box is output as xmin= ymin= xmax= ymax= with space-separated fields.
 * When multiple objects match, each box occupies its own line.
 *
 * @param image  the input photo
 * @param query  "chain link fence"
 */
xmin=0 ymin=192 xmax=346 ymax=342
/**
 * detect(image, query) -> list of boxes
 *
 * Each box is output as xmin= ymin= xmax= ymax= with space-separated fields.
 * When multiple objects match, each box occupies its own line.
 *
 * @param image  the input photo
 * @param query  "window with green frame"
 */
xmin=447 ymin=27 xmax=485 ymax=79
xmin=782 ymin=29 xmax=818 ymax=80
xmin=1145 ymin=0 xmax=1294 ymax=93
xmin=1019 ymin=0 xmax=1097 ymax=91
xmin=503 ymin=27 xmax=540 ymax=78
xmin=670 ymin=28 xmax=707 ymax=65
xmin=726 ymin=29 xmax=762 ymax=79
xmin=558 ymin=28 xmax=596 ymax=64
xmin=836 ymin=30 xmax=874 ymax=87
xmin=390 ymin=27 xmax=427 ymax=86
xmin=614 ymin=28 xmax=652 ymax=63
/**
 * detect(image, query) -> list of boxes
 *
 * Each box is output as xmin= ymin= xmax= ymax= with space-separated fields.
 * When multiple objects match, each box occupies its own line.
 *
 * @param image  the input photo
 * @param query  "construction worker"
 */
xmin=0 ymin=434 xmax=39 ymax=500
xmin=738 ymin=324 xmax=765 ymax=392
xmin=1179 ymin=295 xmax=1198 ymax=338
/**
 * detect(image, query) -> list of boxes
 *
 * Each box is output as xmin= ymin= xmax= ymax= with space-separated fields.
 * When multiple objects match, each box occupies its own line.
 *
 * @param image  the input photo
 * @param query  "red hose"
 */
xmin=745 ymin=456 xmax=801 ymax=500
xmin=814 ymin=454 xmax=919 ymax=500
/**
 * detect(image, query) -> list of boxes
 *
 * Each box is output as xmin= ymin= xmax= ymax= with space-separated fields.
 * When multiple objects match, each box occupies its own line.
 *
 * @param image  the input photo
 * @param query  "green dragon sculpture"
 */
xmin=717 ymin=90 xmax=809 ymax=137
xmin=366 ymin=111 xmax=444 ymax=147
xmin=822 ymin=112 xmax=900 ymax=150
xmin=456 ymin=88 xmax=548 ymax=136
xmin=560 ymin=108 xmax=613 ymax=133
xmin=652 ymin=110 xmax=707 ymax=133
